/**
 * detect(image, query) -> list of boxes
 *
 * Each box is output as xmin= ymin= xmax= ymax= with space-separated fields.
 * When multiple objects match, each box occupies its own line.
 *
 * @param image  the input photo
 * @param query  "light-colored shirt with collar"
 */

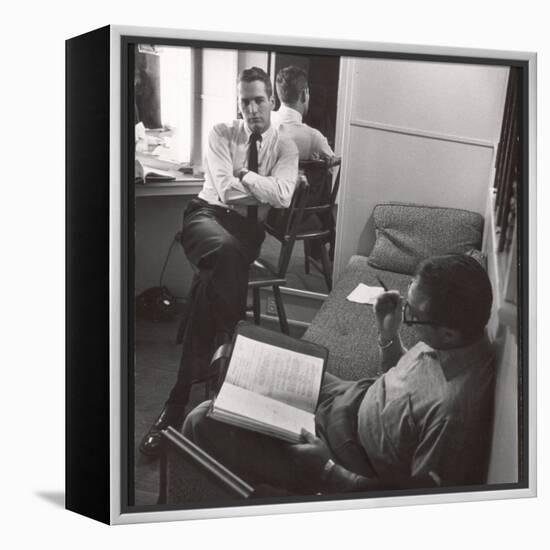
xmin=357 ymin=336 xmax=496 ymax=486
xmin=198 ymin=119 xmax=299 ymax=219
xmin=272 ymin=104 xmax=334 ymax=161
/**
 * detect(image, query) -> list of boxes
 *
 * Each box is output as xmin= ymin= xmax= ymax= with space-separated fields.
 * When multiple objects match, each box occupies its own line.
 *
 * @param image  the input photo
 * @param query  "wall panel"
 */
xmin=334 ymin=58 xmax=509 ymax=279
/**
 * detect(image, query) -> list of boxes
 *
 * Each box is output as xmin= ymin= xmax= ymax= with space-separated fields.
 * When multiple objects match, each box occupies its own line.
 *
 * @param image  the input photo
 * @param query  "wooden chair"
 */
xmin=247 ymin=175 xmax=310 ymax=335
xmin=265 ymin=157 xmax=341 ymax=292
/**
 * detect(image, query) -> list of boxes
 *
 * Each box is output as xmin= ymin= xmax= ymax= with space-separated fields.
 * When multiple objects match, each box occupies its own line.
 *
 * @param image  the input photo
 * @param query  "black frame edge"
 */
xmin=66 ymin=24 xmax=112 ymax=525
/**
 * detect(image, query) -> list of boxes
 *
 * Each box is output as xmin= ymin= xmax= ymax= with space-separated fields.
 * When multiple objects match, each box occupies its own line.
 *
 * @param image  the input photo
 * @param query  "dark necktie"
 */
xmin=247 ymin=133 xmax=261 ymax=220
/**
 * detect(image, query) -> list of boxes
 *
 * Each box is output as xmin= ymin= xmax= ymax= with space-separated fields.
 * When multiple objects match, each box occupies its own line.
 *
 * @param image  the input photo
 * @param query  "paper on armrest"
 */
xmin=347 ymin=283 xmax=384 ymax=304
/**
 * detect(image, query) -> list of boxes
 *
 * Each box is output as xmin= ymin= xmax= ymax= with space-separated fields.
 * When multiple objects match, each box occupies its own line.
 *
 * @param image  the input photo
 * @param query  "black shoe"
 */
xmin=139 ymin=405 xmax=186 ymax=457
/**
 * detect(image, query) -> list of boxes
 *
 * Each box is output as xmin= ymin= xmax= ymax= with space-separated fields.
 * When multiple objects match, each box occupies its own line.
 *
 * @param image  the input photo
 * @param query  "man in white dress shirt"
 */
xmin=270 ymin=66 xmax=336 ymax=261
xmin=272 ymin=65 xmax=334 ymax=161
xmin=140 ymin=67 xmax=299 ymax=457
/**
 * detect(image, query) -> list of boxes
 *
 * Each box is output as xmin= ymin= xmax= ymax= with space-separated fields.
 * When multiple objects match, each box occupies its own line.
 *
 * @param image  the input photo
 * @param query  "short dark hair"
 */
xmin=276 ymin=66 xmax=308 ymax=104
xmin=238 ymin=66 xmax=273 ymax=97
xmin=415 ymin=254 xmax=493 ymax=343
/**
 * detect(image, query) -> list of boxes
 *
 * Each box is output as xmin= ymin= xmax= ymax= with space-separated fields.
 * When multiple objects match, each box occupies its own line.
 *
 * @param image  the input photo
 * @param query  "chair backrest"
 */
xmin=262 ymin=159 xmax=341 ymax=277
xmin=298 ymin=156 xmax=342 ymax=225
xmin=276 ymin=174 xmax=310 ymax=276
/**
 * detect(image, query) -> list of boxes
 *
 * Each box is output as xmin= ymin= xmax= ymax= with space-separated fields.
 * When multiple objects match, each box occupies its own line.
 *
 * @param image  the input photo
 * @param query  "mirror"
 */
xmin=134 ymin=46 xmax=341 ymax=298
xmin=261 ymin=52 xmax=341 ymax=295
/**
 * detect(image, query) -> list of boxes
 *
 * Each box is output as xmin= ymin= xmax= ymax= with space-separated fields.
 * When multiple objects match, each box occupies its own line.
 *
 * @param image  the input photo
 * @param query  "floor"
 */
xmin=261 ymin=233 xmax=331 ymax=295
xmin=132 ymin=312 xmax=307 ymax=506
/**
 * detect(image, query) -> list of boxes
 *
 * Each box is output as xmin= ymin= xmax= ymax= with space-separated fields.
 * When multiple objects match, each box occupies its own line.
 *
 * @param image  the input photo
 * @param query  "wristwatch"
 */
xmin=320 ymin=458 xmax=336 ymax=482
xmin=378 ymin=337 xmax=394 ymax=349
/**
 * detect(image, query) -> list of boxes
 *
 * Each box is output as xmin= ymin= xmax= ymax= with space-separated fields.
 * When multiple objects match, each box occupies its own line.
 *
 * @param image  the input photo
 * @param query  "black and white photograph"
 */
xmin=6 ymin=0 xmax=549 ymax=546
xmin=125 ymin=36 xmax=529 ymax=514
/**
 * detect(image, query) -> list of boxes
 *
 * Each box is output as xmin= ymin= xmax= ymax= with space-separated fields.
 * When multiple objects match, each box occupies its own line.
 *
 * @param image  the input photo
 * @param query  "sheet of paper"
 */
xmin=346 ymin=283 xmax=385 ymax=304
xmin=224 ymin=335 xmax=324 ymax=413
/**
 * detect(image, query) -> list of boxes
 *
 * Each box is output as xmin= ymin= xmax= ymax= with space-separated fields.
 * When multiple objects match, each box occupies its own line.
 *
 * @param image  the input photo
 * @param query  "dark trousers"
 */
xmin=166 ymin=199 xmax=265 ymax=407
xmin=182 ymin=373 xmax=376 ymax=493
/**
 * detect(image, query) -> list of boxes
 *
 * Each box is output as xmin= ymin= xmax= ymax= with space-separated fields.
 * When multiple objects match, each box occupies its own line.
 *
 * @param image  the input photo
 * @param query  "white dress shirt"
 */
xmin=199 ymin=119 xmax=299 ymax=218
xmin=272 ymin=105 xmax=334 ymax=161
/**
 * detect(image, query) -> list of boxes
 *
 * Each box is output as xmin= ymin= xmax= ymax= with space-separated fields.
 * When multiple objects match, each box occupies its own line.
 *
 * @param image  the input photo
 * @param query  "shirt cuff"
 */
xmin=241 ymin=169 xmax=256 ymax=186
xmin=240 ymin=170 xmax=263 ymax=201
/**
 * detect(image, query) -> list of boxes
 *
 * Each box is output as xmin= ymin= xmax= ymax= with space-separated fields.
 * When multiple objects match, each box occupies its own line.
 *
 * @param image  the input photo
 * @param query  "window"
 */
xmin=134 ymin=47 xmax=271 ymax=171
xmin=158 ymin=46 xmax=192 ymax=163
xmin=135 ymin=45 xmax=192 ymax=164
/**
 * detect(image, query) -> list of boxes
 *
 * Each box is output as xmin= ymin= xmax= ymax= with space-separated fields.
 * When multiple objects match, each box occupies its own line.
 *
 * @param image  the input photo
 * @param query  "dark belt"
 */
xmin=184 ymin=197 xmax=249 ymax=219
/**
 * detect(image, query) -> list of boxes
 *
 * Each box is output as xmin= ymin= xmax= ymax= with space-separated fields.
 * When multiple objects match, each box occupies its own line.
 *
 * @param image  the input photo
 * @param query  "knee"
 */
xmin=214 ymin=234 xmax=242 ymax=262
xmin=212 ymin=240 xmax=250 ymax=278
xmin=182 ymin=400 xmax=212 ymax=443
xmin=195 ymin=234 xmax=244 ymax=271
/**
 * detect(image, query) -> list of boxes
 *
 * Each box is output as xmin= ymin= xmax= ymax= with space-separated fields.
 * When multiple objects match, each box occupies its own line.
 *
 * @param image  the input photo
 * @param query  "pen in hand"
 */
xmin=376 ymin=275 xmax=388 ymax=292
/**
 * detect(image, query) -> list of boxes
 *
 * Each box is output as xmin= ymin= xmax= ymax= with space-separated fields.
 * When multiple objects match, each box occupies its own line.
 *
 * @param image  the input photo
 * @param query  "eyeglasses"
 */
xmin=402 ymin=301 xmax=440 ymax=327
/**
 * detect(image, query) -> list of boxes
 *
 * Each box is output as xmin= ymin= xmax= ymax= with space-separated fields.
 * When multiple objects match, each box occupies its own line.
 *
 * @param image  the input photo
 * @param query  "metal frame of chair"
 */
xmin=159 ymin=426 xmax=255 ymax=505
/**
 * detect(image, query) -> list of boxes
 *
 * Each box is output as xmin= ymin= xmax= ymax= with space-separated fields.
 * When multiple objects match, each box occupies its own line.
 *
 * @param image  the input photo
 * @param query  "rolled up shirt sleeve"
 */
xmin=241 ymin=137 xmax=299 ymax=208
xmin=206 ymin=125 xmax=250 ymax=204
xmin=312 ymin=129 xmax=334 ymax=160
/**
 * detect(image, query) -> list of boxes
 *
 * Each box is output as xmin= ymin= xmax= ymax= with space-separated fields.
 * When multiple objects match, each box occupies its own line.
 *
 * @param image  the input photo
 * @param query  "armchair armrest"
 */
xmin=159 ymin=427 xmax=254 ymax=504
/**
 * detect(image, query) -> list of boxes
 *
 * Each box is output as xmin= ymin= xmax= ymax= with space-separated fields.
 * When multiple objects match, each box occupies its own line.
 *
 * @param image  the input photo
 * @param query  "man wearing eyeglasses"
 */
xmin=184 ymin=253 xmax=496 ymax=493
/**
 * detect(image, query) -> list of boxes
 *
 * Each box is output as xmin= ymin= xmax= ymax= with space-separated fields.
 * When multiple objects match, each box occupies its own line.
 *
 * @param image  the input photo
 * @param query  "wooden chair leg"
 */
xmin=304 ymin=240 xmax=310 ymax=274
xmin=272 ymin=285 xmax=289 ymax=335
xmin=319 ymin=242 xmax=333 ymax=291
xmin=252 ymin=287 xmax=261 ymax=325
xmin=329 ymin=229 xmax=336 ymax=262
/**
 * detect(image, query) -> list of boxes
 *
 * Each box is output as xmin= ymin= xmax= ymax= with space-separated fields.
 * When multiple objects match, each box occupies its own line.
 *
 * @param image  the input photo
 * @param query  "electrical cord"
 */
xmin=158 ymin=234 xmax=186 ymax=300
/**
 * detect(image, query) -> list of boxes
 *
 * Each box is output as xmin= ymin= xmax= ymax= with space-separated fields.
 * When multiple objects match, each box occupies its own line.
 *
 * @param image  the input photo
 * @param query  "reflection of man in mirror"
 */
xmin=270 ymin=66 xmax=336 ymax=259
xmin=272 ymin=65 xmax=334 ymax=161
xmin=140 ymin=66 xmax=299 ymax=457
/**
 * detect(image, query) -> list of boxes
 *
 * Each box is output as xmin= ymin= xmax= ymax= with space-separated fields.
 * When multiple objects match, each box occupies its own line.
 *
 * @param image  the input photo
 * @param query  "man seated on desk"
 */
xmin=183 ymin=254 xmax=496 ymax=492
xmin=140 ymin=66 xmax=299 ymax=457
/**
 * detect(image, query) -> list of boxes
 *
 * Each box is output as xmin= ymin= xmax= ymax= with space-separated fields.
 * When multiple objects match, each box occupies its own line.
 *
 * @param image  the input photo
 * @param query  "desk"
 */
xmin=135 ymin=174 xmax=204 ymax=197
xmin=135 ymin=151 xmax=205 ymax=197
xmin=135 ymin=173 xmax=203 ymax=295
xmin=134 ymin=153 xmax=204 ymax=294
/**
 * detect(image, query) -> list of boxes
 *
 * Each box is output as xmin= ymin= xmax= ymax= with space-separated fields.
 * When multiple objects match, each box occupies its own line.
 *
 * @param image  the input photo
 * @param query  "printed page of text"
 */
xmin=215 ymin=383 xmax=316 ymax=439
xmin=225 ymin=335 xmax=324 ymax=412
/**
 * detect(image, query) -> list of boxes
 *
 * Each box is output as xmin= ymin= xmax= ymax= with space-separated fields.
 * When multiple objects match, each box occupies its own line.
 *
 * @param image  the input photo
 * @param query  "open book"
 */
xmin=208 ymin=324 xmax=328 ymax=443
xmin=134 ymin=159 xmax=176 ymax=184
